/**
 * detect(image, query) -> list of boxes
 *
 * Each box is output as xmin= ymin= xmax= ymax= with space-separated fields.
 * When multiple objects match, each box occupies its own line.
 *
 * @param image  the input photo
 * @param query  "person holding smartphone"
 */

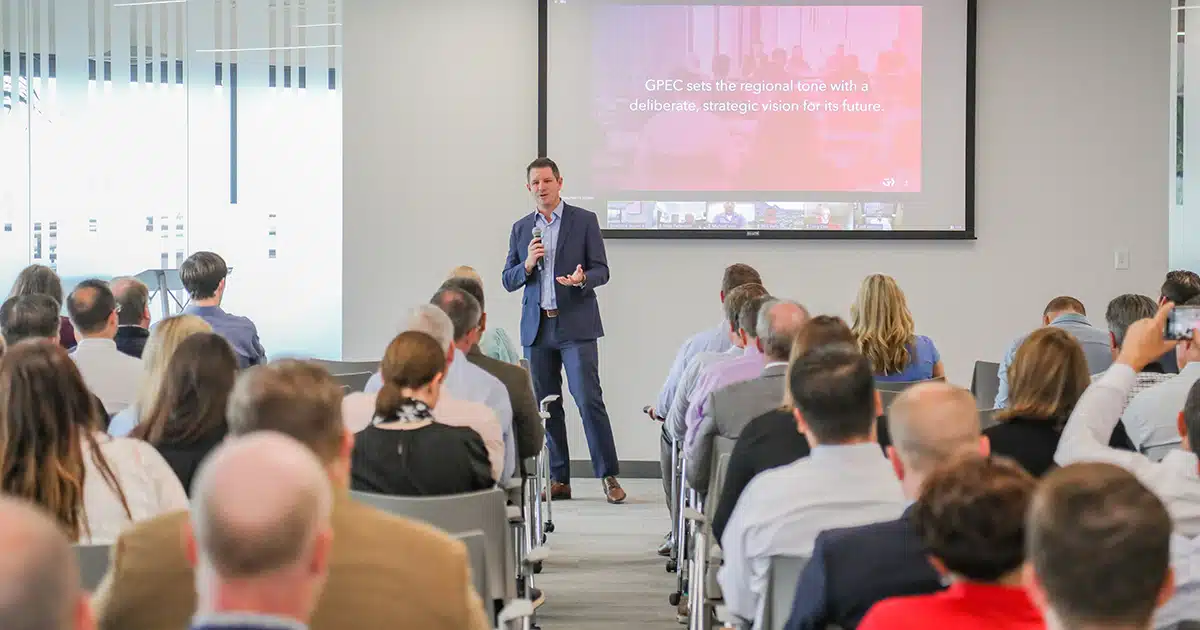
xmin=1120 ymin=295 xmax=1200 ymax=453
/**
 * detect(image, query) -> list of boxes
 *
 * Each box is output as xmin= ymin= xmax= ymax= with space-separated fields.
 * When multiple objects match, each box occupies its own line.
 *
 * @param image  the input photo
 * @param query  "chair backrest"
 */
xmin=970 ymin=361 xmax=1001 ymax=407
xmin=705 ymin=436 xmax=738 ymax=522
xmin=75 ymin=544 xmax=111 ymax=592
xmin=333 ymin=371 xmax=373 ymax=393
xmin=762 ymin=555 xmax=809 ymax=630
xmin=350 ymin=488 xmax=515 ymax=601
xmin=313 ymin=359 xmax=380 ymax=375
xmin=1140 ymin=438 xmax=1184 ymax=462
xmin=455 ymin=529 xmax=490 ymax=603
xmin=879 ymin=388 xmax=902 ymax=414
xmin=978 ymin=407 xmax=1001 ymax=431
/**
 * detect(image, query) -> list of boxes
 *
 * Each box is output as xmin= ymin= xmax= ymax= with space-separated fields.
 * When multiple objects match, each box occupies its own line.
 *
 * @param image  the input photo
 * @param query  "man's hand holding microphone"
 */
xmin=525 ymin=227 xmax=546 ymax=274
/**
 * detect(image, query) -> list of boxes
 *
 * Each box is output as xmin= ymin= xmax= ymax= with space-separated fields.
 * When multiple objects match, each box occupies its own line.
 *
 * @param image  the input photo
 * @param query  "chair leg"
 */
xmin=673 ymin=457 xmax=690 ymax=602
xmin=688 ymin=523 xmax=707 ymax=630
xmin=541 ymin=447 xmax=555 ymax=533
xmin=667 ymin=436 xmax=681 ymax=573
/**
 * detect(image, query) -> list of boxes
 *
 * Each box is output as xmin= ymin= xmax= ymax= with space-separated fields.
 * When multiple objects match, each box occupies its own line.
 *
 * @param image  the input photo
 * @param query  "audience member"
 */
xmin=440 ymin=276 xmax=544 ymax=462
xmin=7 ymin=263 xmax=76 ymax=348
xmin=687 ymin=298 xmax=808 ymax=492
xmin=786 ymin=382 xmax=986 ymax=630
xmin=1026 ymin=463 xmax=1176 ymax=630
xmin=1097 ymin=294 xmax=1174 ymax=407
xmin=711 ymin=315 xmax=859 ymax=542
xmin=1121 ymin=294 xmax=1200 ymax=453
xmin=110 ymin=276 xmax=151 ymax=358
xmin=1155 ymin=271 xmax=1200 ymax=373
xmin=652 ymin=263 xmax=763 ymax=419
xmin=342 ymin=305 xmax=504 ymax=481
xmin=857 ymin=455 xmax=1041 ymax=630
xmin=996 ymin=296 xmax=1112 ymax=408
xmin=95 ymin=359 xmax=490 ymax=630
xmin=448 ymin=265 xmax=521 ymax=364
xmin=0 ymin=341 xmax=186 ymax=544
xmin=0 ymin=497 xmax=94 ymax=630
xmin=129 ymin=333 xmax=237 ymax=494
xmin=108 ymin=315 xmax=213 ymax=437
xmin=658 ymin=282 xmax=768 ymax=554
xmin=851 ymin=274 xmax=945 ymax=382
xmin=180 ymin=251 xmax=267 ymax=368
xmin=683 ymin=293 xmax=778 ymax=447
xmin=1054 ymin=304 xmax=1200 ymax=627
xmin=718 ymin=344 xmax=906 ymax=624
xmin=986 ymin=327 xmax=1090 ymax=477
xmin=0 ymin=293 xmax=61 ymax=345
xmin=187 ymin=433 xmax=333 ymax=630
xmin=365 ymin=291 xmax=516 ymax=483
xmin=350 ymin=331 xmax=494 ymax=496
xmin=66 ymin=279 xmax=143 ymax=415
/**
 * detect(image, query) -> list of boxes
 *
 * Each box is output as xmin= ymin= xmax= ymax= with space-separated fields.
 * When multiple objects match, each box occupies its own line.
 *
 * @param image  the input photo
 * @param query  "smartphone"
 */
xmin=1165 ymin=306 xmax=1200 ymax=341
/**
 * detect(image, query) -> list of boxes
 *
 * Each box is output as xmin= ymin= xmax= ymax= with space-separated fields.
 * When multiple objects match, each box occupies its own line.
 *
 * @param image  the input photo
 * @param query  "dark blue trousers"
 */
xmin=525 ymin=313 xmax=620 ymax=482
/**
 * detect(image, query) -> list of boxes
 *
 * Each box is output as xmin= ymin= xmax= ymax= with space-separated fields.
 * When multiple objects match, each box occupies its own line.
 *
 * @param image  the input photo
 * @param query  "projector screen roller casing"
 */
xmin=542 ymin=0 xmax=976 ymax=240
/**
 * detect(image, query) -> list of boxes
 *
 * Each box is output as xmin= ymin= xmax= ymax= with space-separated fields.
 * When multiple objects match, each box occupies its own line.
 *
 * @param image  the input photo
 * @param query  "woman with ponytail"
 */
xmin=350 ymin=331 xmax=493 ymax=496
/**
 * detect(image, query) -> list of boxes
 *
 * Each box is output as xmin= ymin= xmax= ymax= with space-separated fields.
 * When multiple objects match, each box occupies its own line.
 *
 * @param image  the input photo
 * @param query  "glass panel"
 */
xmin=1175 ymin=2 xmax=1200 ymax=273
xmin=0 ymin=0 xmax=32 ymax=293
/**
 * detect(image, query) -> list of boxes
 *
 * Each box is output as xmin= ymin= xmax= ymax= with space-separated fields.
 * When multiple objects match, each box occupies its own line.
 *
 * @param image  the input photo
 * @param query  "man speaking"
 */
xmin=502 ymin=158 xmax=625 ymax=504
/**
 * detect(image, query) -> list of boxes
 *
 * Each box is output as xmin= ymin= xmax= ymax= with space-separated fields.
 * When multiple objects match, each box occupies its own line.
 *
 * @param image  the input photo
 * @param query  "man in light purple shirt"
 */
xmin=684 ymin=294 xmax=774 ymax=447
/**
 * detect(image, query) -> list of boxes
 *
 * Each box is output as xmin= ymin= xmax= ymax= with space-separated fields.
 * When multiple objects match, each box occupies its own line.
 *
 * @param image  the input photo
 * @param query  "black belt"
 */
xmin=542 ymin=309 xmax=559 ymax=318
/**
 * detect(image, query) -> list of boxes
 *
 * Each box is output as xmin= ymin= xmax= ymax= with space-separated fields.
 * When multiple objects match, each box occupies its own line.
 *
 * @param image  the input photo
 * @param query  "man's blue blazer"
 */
xmin=502 ymin=203 xmax=610 ymax=347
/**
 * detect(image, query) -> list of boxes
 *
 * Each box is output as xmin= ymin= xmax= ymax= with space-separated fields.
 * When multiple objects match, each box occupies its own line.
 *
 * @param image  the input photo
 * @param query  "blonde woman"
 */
xmin=851 ymin=274 xmax=944 ymax=382
xmin=448 ymin=265 xmax=521 ymax=364
xmin=108 ymin=315 xmax=213 ymax=437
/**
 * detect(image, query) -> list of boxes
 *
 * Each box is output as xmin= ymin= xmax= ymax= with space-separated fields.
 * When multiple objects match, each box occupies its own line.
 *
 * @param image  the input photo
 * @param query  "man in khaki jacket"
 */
xmin=94 ymin=359 xmax=490 ymax=630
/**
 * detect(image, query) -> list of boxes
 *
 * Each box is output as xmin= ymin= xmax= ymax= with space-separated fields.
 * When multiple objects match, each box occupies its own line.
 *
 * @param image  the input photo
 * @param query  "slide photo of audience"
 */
xmin=706 ymin=202 xmax=756 ymax=229
xmin=605 ymin=200 xmax=907 ymax=232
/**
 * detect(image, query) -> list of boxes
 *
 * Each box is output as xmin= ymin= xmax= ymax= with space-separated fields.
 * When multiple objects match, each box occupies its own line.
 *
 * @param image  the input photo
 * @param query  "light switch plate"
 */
xmin=1114 ymin=248 xmax=1131 ymax=270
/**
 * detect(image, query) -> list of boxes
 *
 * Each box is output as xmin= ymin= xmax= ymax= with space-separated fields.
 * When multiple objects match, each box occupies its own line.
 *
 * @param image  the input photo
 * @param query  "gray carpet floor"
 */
xmin=534 ymin=478 xmax=681 ymax=629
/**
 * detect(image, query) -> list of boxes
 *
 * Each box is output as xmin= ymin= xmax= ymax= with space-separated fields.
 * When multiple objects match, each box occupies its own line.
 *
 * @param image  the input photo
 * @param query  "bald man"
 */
xmin=785 ymin=383 xmax=988 ymax=630
xmin=109 ymin=277 xmax=150 ymax=359
xmin=187 ymin=432 xmax=333 ymax=630
xmin=0 ymin=497 xmax=94 ymax=630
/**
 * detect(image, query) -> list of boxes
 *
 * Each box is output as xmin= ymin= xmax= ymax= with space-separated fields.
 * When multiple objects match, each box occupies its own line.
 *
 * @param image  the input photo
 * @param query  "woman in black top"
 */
xmin=984 ymin=327 xmax=1090 ymax=477
xmin=351 ymin=330 xmax=493 ymax=497
xmin=130 ymin=333 xmax=236 ymax=494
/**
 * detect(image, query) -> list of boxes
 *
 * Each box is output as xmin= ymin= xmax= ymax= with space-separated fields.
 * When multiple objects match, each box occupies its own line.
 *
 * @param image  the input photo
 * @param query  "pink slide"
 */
xmin=590 ymin=5 xmax=923 ymax=194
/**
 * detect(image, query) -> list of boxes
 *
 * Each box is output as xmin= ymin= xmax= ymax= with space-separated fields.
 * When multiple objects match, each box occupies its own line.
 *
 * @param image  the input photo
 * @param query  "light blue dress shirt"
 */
xmin=995 ymin=313 xmax=1114 ymax=408
xmin=535 ymin=202 xmax=563 ymax=310
xmin=183 ymin=304 xmax=267 ymax=369
xmin=364 ymin=349 xmax=515 ymax=482
xmin=655 ymin=322 xmax=734 ymax=414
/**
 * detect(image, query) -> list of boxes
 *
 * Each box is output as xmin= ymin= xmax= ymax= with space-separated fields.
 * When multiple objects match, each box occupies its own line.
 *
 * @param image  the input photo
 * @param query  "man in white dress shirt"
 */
xmin=1054 ymin=304 xmax=1200 ymax=627
xmin=343 ymin=305 xmax=504 ymax=482
xmin=66 ymin=279 xmax=142 ymax=415
xmin=1121 ymin=295 xmax=1200 ymax=453
xmin=719 ymin=344 xmax=906 ymax=627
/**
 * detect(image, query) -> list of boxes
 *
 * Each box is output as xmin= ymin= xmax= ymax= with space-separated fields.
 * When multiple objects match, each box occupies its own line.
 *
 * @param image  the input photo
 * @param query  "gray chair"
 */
xmin=686 ymin=436 xmax=738 ymax=628
xmin=313 ymin=358 xmax=379 ymax=375
xmin=970 ymin=361 xmax=1001 ymax=408
xmin=455 ymin=529 xmax=490 ymax=602
xmin=75 ymin=544 xmax=111 ymax=592
xmin=350 ymin=488 xmax=516 ymax=603
xmin=979 ymin=407 xmax=1001 ymax=431
xmin=761 ymin=555 xmax=810 ymax=630
xmin=1140 ymin=438 xmax=1183 ymax=462
xmin=333 ymin=371 xmax=373 ymax=393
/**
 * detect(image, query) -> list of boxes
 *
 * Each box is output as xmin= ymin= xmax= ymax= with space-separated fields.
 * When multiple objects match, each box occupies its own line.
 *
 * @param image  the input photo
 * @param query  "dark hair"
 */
xmin=914 ymin=454 xmax=1036 ymax=582
xmin=1043 ymin=296 xmax=1086 ymax=317
xmin=376 ymin=332 xmax=446 ymax=418
xmin=0 ymin=295 xmax=61 ymax=345
xmin=226 ymin=360 xmax=345 ymax=463
xmin=1162 ymin=270 xmax=1200 ymax=305
xmin=8 ymin=264 xmax=64 ymax=305
xmin=66 ymin=279 xmax=116 ymax=335
xmin=179 ymin=251 xmax=228 ymax=300
xmin=723 ymin=283 xmax=768 ymax=332
xmin=430 ymin=287 xmax=482 ymax=342
xmin=441 ymin=277 xmax=486 ymax=311
xmin=1105 ymin=294 xmax=1158 ymax=349
xmin=788 ymin=344 xmax=877 ymax=443
xmin=112 ymin=277 xmax=150 ymax=327
xmin=0 ymin=341 xmax=130 ymax=541
xmin=131 ymin=333 xmax=237 ymax=447
xmin=782 ymin=316 xmax=857 ymax=408
xmin=738 ymin=294 xmax=772 ymax=338
xmin=1029 ymin=463 xmax=1172 ymax=627
xmin=1185 ymin=379 xmax=1200 ymax=458
xmin=721 ymin=264 xmax=763 ymax=297
xmin=526 ymin=157 xmax=561 ymax=182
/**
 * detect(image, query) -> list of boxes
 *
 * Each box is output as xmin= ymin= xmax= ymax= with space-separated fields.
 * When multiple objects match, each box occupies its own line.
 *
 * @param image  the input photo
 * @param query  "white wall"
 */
xmin=344 ymin=0 xmax=1172 ymax=464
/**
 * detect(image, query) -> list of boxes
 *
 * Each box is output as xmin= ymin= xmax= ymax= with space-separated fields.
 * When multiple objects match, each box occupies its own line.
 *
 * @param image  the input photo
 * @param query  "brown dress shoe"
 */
xmin=602 ymin=476 xmax=626 ymax=504
xmin=543 ymin=481 xmax=571 ymax=501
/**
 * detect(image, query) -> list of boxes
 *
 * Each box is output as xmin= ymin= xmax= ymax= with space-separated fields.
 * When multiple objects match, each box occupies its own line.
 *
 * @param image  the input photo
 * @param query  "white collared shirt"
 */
xmin=70 ymin=337 xmax=143 ymax=414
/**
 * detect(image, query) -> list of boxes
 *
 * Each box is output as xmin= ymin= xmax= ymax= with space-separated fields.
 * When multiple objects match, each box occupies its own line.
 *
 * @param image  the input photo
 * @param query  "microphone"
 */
xmin=531 ymin=226 xmax=544 ymax=271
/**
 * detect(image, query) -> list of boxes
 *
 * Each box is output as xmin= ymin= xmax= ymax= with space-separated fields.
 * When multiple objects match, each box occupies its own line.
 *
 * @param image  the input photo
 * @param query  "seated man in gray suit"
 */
xmin=686 ymin=298 xmax=809 ymax=492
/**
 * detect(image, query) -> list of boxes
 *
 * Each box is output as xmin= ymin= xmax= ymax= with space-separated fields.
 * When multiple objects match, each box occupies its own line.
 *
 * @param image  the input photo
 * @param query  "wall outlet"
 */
xmin=1114 ymin=248 xmax=1131 ymax=270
